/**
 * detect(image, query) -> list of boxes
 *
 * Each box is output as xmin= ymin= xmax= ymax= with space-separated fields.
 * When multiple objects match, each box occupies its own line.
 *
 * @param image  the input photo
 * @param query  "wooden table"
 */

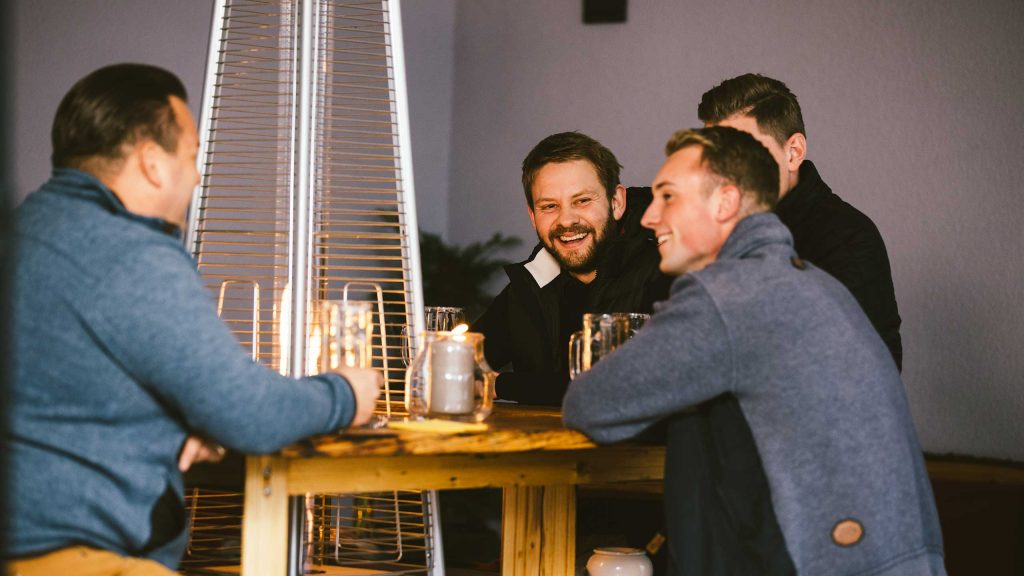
xmin=241 ymin=406 xmax=665 ymax=575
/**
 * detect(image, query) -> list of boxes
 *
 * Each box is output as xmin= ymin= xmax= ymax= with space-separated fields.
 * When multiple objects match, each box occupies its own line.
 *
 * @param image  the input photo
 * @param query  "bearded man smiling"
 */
xmin=473 ymin=131 xmax=671 ymax=406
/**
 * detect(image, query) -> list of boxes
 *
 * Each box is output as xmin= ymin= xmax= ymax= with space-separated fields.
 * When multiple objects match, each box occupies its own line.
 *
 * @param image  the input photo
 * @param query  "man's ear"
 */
xmin=784 ymin=132 xmax=807 ymax=173
xmin=527 ymin=204 xmax=537 ymax=231
xmin=714 ymin=184 xmax=742 ymax=223
xmin=138 ymin=140 xmax=165 ymax=189
xmin=611 ymin=184 xmax=627 ymax=221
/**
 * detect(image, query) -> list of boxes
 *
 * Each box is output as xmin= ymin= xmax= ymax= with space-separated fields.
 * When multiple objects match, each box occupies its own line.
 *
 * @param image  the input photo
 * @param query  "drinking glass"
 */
xmin=403 ymin=306 xmax=467 ymax=365
xmin=568 ymin=312 xmax=649 ymax=379
xmin=423 ymin=306 xmax=466 ymax=331
xmin=312 ymin=300 xmax=374 ymax=372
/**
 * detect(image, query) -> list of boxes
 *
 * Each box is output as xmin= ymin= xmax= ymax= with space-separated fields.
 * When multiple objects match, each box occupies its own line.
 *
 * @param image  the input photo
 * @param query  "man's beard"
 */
xmin=540 ymin=210 xmax=617 ymax=275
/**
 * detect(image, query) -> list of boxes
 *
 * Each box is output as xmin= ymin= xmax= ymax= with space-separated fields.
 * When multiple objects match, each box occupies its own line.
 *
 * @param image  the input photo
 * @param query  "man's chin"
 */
xmin=551 ymin=250 xmax=597 ymax=274
xmin=539 ymin=235 xmax=604 ymax=272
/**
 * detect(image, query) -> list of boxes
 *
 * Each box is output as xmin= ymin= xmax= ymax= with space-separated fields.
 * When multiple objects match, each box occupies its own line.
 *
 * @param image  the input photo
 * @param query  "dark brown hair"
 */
xmin=521 ymin=131 xmax=621 ymax=209
xmin=665 ymin=126 xmax=780 ymax=210
xmin=697 ymin=73 xmax=805 ymax=147
xmin=51 ymin=63 xmax=187 ymax=169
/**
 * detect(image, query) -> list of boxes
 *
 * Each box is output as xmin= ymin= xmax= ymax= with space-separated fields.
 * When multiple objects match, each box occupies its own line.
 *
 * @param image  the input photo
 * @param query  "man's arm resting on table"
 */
xmin=563 ymin=278 xmax=733 ymax=443
xmin=89 ymin=244 xmax=376 ymax=453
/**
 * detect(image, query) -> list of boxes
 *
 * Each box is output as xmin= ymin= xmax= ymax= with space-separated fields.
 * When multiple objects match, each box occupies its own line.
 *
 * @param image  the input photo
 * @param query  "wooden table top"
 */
xmin=279 ymin=405 xmax=599 ymax=459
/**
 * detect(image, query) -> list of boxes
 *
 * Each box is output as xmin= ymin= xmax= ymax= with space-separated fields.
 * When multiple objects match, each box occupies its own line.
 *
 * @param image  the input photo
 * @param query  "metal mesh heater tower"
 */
xmin=184 ymin=1 xmax=440 ymax=574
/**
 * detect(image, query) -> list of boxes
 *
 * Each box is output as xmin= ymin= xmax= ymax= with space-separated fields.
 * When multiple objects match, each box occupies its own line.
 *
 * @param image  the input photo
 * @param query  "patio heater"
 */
xmin=183 ymin=1 xmax=439 ymax=574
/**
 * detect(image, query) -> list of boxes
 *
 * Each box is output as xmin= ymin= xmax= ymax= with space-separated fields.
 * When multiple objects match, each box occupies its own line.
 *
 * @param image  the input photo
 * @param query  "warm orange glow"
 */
xmin=451 ymin=323 xmax=470 ymax=342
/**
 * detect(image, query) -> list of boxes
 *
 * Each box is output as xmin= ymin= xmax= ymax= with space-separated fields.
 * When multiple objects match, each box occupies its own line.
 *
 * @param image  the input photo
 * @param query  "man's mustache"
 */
xmin=548 ymin=224 xmax=594 ymax=243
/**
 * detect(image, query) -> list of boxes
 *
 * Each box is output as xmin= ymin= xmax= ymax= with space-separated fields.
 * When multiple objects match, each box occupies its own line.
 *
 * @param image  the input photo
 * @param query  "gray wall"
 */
xmin=12 ymin=0 xmax=1024 ymax=460
xmin=447 ymin=0 xmax=1024 ymax=460
xmin=12 ymin=1 xmax=214 ymax=198
xmin=11 ymin=0 xmax=457 ymax=237
xmin=402 ymin=0 xmax=456 ymax=239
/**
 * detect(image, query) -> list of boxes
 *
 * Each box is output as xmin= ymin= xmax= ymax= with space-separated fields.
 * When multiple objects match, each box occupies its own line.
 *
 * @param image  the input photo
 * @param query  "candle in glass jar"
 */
xmin=429 ymin=338 xmax=475 ymax=414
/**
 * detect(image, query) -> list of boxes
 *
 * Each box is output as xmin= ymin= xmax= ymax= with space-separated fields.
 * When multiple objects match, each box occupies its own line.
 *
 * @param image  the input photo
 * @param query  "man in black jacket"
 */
xmin=473 ymin=131 xmax=671 ymax=406
xmin=657 ymin=74 xmax=905 ymax=575
xmin=700 ymin=74 xmax=902 ymax=365
xmin=449 ymin=133 xmax=669 ymax=570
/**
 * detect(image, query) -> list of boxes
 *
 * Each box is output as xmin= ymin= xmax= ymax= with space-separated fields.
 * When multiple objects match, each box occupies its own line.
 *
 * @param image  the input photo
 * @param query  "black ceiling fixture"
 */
xmin=583 ymin=0 xmax=627 ymax=24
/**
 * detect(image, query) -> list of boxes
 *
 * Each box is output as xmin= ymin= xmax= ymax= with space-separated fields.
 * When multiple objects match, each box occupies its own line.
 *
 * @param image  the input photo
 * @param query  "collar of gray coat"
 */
xmin=718 ymin=212 xmax=792 ymax=261
xmin=524 ymin=247 xmax=561 ymax=288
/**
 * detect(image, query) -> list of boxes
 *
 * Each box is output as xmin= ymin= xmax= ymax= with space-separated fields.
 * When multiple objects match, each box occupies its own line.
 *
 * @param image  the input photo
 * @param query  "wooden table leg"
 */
xmin=242 ymin=455 xmax=290 ymax=576
xmin=501 ymin=485 xmax=576 ymax=576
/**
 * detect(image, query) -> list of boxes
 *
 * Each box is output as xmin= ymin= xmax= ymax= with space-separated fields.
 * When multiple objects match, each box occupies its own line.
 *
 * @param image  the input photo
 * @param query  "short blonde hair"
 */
xmin=664 ymin=126 xmax=780 ymax=210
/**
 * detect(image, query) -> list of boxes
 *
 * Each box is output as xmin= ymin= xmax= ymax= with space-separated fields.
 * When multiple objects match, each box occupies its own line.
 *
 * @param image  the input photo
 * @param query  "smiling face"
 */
xmin=527 ymin=159 xmax=625 ymax=283
xmin=642 ymin=146 xmax=731 ymax=276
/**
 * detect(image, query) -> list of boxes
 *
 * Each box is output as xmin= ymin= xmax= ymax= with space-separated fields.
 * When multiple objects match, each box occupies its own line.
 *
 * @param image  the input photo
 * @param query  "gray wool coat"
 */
xmin=563 ymin=212 xmax=945 ymax=575
xmin=8 ymin=169 xmax=358 ymax=567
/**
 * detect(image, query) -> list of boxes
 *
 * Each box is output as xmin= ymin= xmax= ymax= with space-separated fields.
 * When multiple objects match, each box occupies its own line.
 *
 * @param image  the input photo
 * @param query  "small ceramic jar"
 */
xmin=586 ymin=547 xmax=654 ymax=575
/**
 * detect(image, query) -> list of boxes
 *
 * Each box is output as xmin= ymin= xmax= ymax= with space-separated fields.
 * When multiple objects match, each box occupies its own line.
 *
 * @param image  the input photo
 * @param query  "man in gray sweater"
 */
xmin=5 ymin=64 xmax=381 ymax=574
xmin=563 ymin=126 xmax=945 ymax=575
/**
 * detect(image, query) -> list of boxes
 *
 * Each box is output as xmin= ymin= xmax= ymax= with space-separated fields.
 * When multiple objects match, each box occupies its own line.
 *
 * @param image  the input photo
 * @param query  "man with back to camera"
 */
xmin=563 ymin=125 xmax=945 ymax=575
xmin=4 ymin=63 xmax=381 ymax=575
xmin=473 ymin=131 xmax=670 ymax=406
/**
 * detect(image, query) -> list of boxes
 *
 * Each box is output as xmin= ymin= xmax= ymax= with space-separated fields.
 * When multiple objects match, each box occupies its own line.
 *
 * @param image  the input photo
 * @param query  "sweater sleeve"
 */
xmin=562 ymin=277 xmax=735 ymax=443
xmin=85 ymin=243 xmax=357 ymax=454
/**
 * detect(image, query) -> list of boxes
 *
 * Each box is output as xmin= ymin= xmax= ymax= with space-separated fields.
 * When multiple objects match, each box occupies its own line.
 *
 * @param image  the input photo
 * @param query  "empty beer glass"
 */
xmin=403 ymin=306 xmax=467 ymax=365
xmin=423 ymin=306 xmax=466 ymax=331
xmin=569 ymin=312 xmax=649 ymax=379
xmin=312 ymin=300 xmax=374 ymax=373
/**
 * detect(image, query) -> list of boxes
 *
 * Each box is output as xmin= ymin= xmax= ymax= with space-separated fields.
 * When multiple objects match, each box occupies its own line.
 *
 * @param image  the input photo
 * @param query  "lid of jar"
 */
xmin=593 ymin=547 xmax=646 ymax=556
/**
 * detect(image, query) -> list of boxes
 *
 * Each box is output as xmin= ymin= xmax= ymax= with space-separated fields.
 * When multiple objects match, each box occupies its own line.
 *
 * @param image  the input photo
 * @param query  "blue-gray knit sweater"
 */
xmin=563 ymin=213 xmax=945 ymax=575
xmin=6 ymin=169 xmax=357 ymax=567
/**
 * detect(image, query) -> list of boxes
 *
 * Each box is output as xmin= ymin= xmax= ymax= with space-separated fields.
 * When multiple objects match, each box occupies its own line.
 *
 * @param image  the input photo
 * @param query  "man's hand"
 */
xmin=178 ymin=435 xmax=227 ymax=472
xmin=335 ymin=367 xmax=382 ymax=427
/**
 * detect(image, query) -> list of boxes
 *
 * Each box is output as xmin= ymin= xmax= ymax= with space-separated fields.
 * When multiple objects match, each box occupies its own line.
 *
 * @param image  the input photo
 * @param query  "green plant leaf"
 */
xmin=419 ymin=232 xmax=522 ymax=322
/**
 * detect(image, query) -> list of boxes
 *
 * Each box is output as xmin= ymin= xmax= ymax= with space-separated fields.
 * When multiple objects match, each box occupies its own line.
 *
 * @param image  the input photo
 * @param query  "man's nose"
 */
xmin=641 ymin=203 xmax=659 ymax=229
xmin=556 ymin=205 xmax=581 ymax=226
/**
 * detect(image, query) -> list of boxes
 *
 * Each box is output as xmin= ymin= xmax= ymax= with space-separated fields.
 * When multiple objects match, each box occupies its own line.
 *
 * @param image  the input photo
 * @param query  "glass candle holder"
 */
xmin=405 ymin=330 xmax=494 ymax=422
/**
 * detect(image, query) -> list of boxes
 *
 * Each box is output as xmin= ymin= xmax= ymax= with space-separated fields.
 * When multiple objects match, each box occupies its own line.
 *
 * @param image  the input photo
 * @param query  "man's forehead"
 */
xmin=654 ymin=147 xmax=708 ymax=187
xmin=531 ymin=160 xmax=604 ymax=199
xmin=169 ymin=96 xmax=199 ymax=142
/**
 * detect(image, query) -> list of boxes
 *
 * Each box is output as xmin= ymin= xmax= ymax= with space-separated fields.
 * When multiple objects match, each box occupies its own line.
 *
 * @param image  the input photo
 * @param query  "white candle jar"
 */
xmin=586 ymin=547 xmax=653 ymax=576
xmin=405 ymin=331 xmax=494 ymax=422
